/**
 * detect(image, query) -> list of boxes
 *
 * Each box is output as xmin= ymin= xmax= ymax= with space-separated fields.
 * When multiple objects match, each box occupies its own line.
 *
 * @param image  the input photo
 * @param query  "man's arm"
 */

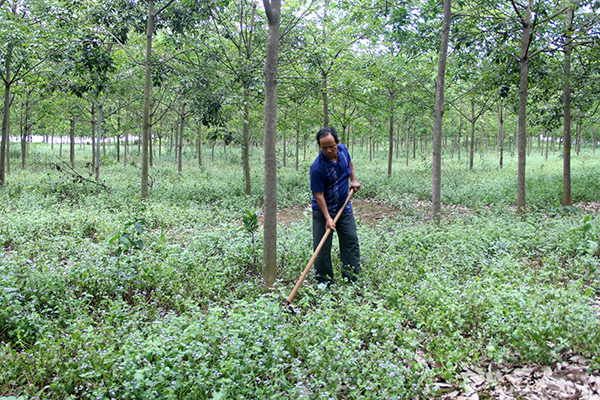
xmin=314 ymin=191 xmax=335 ymax=231
xmin=349 ymin=161 xmax=361 ymax=192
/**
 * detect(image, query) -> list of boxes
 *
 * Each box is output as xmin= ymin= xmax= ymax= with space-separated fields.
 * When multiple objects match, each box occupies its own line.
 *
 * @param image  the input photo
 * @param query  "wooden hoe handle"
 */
xmin=286 ymin=189 xmax=355 ymax=306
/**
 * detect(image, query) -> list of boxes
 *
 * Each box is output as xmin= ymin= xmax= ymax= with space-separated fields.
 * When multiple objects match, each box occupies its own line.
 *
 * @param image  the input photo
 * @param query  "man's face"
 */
xmin=319 ymin=134 xmax=338 ymax=161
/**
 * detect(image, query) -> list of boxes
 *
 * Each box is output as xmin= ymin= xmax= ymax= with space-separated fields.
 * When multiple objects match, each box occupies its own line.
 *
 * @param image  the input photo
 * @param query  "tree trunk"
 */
xmin=70 ymin=113 xmax=76 ymax=167
xmin=413 ymin=127 xmax=417 ymax=160
xmin=91 ymin=102 xmax=96 ymax=171
xmin=0 ymin=46 xmax=12 ymax=185
xmin=149 ymin=116 xmax=153 ymax=167
xmin=517 ymin=0 xmax=533 ymax=213
xmin=498 ymin=102 xmax=504 ymax=168
xmin=432 ymin=0 xmax=451 ymax=221
xmin=262 ymin=0 xmax=281 ymax=287
xmin=562 ymin=5 xmax=573 ymax=207
xmin=457 ymin=119 xmax=461 ymax=161
xmin=197 ymin=121 xmax=202 ymax=168
xmin=21 ymin=93 xmax=29 ymax=169
xmin=141 ymin=0 xmax=154 ymax=198
xmin=124 ymin=111 xmax=129 ymax=166
xmin=469 ymin=101 xmax=475 ymax=170
xmin=178 ymin=100 xmax=185 ymax=174
xmin=243 ymin=92 xmax=252 ymax=195
xmin=295 ymin=121 xmax=299 ymax=171
xmin=96 ymin=102 xmax=102 ymax=182
xmin=387 ymin=92 xmax=394 ymax=178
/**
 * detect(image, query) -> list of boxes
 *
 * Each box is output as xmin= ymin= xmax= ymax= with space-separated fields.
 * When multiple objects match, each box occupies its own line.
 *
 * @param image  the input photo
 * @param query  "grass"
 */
xmin=1 ymin=142 xmax=600 ymax=399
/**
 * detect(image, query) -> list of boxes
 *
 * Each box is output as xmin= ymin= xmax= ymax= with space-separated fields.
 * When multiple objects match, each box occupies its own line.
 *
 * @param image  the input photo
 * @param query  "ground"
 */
xmin=275 ymin=200 xmax=600 ymax=399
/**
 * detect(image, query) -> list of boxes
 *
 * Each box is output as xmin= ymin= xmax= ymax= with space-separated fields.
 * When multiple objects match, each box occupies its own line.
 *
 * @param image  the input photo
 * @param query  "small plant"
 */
xmin=572 ymin=215 xmax=599 ymax=256
xmin=240 ymin=209 xmax=259 ymax=243
xmin=240 ymin=209 xmax=260 ymax=266
xmin=109 ymin=217 xmax=150 ymax=256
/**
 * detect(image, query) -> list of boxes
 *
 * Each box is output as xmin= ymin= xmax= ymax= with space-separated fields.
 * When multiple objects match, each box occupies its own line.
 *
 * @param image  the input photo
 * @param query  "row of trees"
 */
xmin=1 ymin=0 xmax=599 ymax=282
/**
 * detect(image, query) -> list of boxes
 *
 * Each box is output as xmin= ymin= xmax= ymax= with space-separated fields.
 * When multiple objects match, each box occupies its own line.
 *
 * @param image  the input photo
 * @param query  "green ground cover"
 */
xmin=1 ymin=144 xmax=599 ymax=399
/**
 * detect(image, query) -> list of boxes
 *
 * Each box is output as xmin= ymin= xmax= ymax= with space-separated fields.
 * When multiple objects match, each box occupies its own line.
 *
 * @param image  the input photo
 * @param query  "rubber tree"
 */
xmin=262 ymin=0 xmax=281 ymax=287
xmin=209 ymin=0 xmax=267 ymax=196
xmin=562 ymin=1 xmax=600 ymax=205
xmin=432 ymin=0 xmax=451 ymax=221
xmin=18 ymin=77 xmax=47 ymax=169
xmin=289 ymin=0 xmax=367 ymax=127
xmin=444 ymin=31 xmax=497 ymax=171
xmin=0 ymin=0 xmax=49 ymax=185
xmin=456 ymin=0 xmax=572 ymax=212
xmin=140 ymin=0 xmax=227 ymax=198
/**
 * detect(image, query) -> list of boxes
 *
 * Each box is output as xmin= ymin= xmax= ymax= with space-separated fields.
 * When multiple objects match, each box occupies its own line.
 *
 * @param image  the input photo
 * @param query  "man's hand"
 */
xmin=349 ymin=161 xmax=360 ymax=193
xmin=325 ymin=217 xmax=336 ymax=231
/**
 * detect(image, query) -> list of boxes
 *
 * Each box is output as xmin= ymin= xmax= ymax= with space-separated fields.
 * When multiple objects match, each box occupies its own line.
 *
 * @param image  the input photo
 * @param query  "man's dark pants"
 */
xmin=312 ymin=209 xmax=360 ymax=284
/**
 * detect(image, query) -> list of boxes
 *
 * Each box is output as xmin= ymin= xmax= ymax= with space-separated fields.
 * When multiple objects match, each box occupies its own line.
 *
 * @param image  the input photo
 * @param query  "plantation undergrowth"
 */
xmin=1 ymin=144 xmax=600 ymax=399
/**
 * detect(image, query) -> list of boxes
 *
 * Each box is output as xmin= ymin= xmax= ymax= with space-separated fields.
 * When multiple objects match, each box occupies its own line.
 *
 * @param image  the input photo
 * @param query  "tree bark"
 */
xmin=498 ymin=102 xmax=504 ymax=168
xmin=124 ymin=111 xmax=129 ymax=166
xmin=21 ymin=91 xmax=30 ymax=169
xmin=243 ymin=91 xmax=252 ymax=195
xmin=96 ymin=102 xmax=103 ymax=182
xmin=197 ymin=120 xmax=202 ymax=168
xmin=516 ymin=0 xmax=533 ymax=213
xmin=178 ymin=100 xmax=186 ymax=174
xmin=295 ymin=121 xmax=300 ymax=171
xmin=262 ymin=0 xmax=281 ymax=287
xmin=141 ymin=0 xmax=154 ymax=198
xmin=70 ymin=113 xmax=76 ymax=167
xmin=91 ymin=102 xmax=96 ymax=171
xmin=469 ymin=101 xmax=476 ymax=170
xmin=405 ymin=123 xmax=411 ymax=167
xmin=562 ymin=5 xmax=574 ymax=206
xmin=432 ymin=0 xmax=451 ymax=221
xmin=149 ymin=115 xmax=153 ymax=167
xmin=0 ymin=46 xmax=12 ymax=185
xmin=387 ymin=92 xmax=394 ymax=178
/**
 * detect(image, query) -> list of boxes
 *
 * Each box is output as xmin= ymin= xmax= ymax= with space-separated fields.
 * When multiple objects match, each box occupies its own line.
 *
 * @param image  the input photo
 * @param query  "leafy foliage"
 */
xmin=1 ymin=145 xmax=600 ymax=398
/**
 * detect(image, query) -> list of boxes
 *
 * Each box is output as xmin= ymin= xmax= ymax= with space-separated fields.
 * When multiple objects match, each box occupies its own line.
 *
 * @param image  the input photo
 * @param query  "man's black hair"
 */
xmin=316 ymin=127 xmax=339 ymax=145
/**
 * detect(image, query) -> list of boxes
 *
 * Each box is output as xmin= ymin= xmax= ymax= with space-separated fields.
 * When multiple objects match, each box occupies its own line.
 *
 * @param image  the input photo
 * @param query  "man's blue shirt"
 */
xmin=310 ymin=143 xmax=352 ymax=213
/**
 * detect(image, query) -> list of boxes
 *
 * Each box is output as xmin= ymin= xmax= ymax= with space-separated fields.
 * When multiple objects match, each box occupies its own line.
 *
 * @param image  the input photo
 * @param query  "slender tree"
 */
xmin=562 ymin=4 xmax=574 ymax=206
xmin=0 ymin=1 xmax=48 ymax=184
xmin=141 ymin=0 xmax=157 ymax=198
xmin=262 ymin=0 xmax=281 ymax=287
xmin=432 ymin=0 xmax=451 ymax=221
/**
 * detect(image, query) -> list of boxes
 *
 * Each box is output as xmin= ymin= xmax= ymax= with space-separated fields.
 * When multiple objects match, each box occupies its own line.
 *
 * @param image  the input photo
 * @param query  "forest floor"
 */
xmin=274 ymin=199 xmax=600 ymax=226
xmin=275 ymin=200 xmax=600 ymax=399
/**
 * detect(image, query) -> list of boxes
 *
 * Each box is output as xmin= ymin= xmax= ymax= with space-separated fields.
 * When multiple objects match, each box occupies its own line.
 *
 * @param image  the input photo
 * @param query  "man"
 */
xmin=310 ymin=127 xmax=361 ymax=286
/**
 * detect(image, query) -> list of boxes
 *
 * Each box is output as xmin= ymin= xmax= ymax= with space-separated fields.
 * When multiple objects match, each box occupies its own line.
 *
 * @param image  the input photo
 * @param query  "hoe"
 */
xmin=286 ymin=189 xmax=355 ymax=307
